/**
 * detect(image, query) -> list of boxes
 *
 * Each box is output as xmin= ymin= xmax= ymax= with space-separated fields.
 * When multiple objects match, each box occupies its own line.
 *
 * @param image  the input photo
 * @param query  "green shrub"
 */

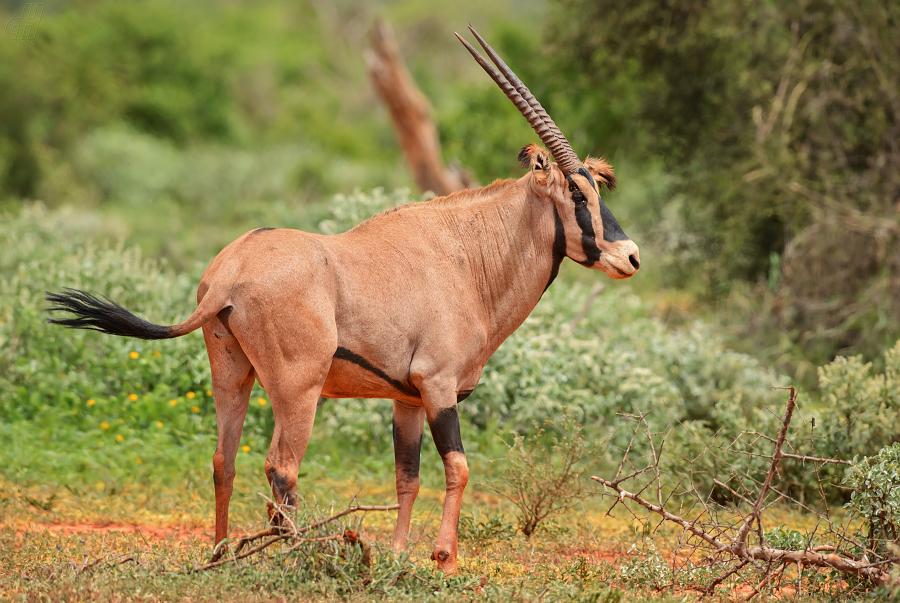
xmin=818 ymin=342 xmax=900 ymax=460
xmin=844 ymin=443 xmax=900 ymax=556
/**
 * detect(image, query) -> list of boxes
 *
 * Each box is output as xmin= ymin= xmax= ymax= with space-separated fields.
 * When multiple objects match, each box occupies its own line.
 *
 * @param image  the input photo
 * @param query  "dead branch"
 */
xmin=200 ymin=502 xmax=398 ymax=571
xmin=366 ymin=19 xmax=472 ymax=196
xmin=591 ymin=387 xmax=897 ymax=591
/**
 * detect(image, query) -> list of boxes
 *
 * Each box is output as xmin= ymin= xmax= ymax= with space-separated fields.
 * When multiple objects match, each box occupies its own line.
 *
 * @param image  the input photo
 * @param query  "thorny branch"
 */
xmin=591 ymin=387 xmax=898 ymax=594
xmin=200 ymin=501 xmax=398 ymax=571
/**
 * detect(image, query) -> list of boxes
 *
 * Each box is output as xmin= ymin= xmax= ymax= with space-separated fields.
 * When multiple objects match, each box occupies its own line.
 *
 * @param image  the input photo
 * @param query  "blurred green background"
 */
xmin=1 ymin=0 xmax=898 ymax=509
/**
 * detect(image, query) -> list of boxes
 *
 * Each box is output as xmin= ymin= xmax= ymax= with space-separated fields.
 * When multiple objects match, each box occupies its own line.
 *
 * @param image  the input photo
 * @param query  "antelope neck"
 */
xmin=449 ymin=177 xmax=562 ymax=352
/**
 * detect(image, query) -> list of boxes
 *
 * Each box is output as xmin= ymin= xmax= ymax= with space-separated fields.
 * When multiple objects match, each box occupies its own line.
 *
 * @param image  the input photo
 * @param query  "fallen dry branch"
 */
xmin=592 ymin=387 xmax=898 ymax=594
xmin=201 ymin=502 xmax=398 ymax=571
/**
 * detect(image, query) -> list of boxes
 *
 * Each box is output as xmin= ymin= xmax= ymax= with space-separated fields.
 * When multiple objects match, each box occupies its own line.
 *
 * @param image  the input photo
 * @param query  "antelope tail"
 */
xmin=45 ymin=288 xmax=222 ymax=340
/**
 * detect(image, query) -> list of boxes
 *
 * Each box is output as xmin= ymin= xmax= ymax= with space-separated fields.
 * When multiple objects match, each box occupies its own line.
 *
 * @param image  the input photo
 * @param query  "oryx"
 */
xmin=46 ymin=26 xmax=639 ymax=573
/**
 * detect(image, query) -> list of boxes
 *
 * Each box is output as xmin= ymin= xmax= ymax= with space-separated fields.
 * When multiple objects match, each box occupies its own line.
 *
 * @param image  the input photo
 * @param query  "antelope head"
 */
xmin=457 ymin=26 xmax=640 ymax=279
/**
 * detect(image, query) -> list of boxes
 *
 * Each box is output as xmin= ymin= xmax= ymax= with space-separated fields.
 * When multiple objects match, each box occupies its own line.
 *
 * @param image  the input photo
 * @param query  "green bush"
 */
xmin=818 ymin=342 xmax=900 ymax=460
xmin=844 ymin=443 xmax=900 ymax=557
xmin=548 ymin=0 xmax=900 ymax=366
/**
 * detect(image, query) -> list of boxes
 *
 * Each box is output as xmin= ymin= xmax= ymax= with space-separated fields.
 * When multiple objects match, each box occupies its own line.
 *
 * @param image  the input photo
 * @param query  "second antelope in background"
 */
xmin=46 ymin=26 xmax=640 ymax=573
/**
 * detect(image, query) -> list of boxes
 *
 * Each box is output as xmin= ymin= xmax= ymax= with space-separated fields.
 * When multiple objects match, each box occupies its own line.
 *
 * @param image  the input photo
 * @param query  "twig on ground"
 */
xmin=198 ymin=502 xmax=398 ymax=572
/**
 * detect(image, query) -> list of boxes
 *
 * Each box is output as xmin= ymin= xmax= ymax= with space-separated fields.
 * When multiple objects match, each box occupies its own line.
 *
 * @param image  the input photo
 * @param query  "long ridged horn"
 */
xmin=456 ymin=26 xmax=582 ymax=175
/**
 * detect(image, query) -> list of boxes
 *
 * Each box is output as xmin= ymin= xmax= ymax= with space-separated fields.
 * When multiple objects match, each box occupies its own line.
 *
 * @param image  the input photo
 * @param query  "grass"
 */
xmin=2 ymin=470 xmax=854 ymax=603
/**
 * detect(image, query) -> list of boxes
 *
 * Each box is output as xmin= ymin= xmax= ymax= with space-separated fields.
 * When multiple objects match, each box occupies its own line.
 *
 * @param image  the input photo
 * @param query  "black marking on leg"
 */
xmin=429 ymin=406 xmax=465 ymax=457
xmin=457 ymin=388 xmax=474 ymax=403
xmin=544 ymin=205 xmax=566 ymax=292
xmin=333 ymin=347 xmax=420 ymax=398
xmin=266 ymin=465 xmax=291 ymax=496
xmin=393 ymin=419 xmax=423 ymax=479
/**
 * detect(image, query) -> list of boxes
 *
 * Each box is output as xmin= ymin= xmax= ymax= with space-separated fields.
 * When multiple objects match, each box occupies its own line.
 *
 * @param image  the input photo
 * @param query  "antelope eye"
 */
xmin=572 ymin=191 xmax=585 ymax=203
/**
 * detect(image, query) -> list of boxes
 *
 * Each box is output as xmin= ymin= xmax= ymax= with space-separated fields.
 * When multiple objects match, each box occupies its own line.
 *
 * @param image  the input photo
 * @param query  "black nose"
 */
xmin=629 ymin=254 xmax=640 ymax=270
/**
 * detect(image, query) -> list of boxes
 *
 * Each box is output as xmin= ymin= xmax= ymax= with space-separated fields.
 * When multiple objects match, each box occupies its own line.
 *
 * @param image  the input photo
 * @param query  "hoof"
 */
xmin=431 ymin=548 xmax=456 ymax=573
xmin=431 ymin=550 xmax=451 ymax=563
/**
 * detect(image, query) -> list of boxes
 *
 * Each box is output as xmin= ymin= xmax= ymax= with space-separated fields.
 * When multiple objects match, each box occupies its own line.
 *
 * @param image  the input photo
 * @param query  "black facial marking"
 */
xmin=597 ymin=200 xmax=629 ymax=243
xmin=567 ymin=175 xmax=603 ymax=266
xmin=577 ymin=167 xmax=597 ymax=191
xmin=393 ymin=418 xmax=423 ymax=479
xmin=429 ymin=406 xmax=465 ymax=457
xmin=577 ymin=168 xmax=628 ymax=243
xmin=544 ymin=205 xmax=566 ymax=292
xmin=333 ymin=347 xmax=420 ymax=398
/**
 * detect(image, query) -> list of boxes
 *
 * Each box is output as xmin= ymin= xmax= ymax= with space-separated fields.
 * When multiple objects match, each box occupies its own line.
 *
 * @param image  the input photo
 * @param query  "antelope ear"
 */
xmin=584 ymin=156 xmax=617 ymax=192
xmin=517 ymin=144 xmax=553 ymax=185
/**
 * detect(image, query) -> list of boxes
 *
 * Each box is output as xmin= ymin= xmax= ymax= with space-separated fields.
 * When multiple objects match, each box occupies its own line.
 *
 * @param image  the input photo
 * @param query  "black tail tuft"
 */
xmin=46 ymin=288 xmax=174 ymax=340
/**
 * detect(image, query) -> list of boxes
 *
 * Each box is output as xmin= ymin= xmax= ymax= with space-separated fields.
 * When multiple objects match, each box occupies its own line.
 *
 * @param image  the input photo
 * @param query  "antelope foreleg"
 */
xmin=426 ymin=403 xmax=468 ymax=573
xmin=391 ymin=400 xmax=425 ymax=551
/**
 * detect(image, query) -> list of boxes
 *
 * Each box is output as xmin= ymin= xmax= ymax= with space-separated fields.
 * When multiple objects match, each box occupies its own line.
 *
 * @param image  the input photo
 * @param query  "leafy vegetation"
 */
xmin=844 ymin=443 xmax=900 ymax=557
xmin=2 ymin=0 xmax=899 ymax=598
xmin=547 ymin=0 xmax=900 ymax=367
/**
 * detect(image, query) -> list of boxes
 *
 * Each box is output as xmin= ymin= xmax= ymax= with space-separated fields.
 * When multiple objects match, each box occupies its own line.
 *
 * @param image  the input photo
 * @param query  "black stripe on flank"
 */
xmin=333 ymin=347 xmax=420 ymax=398
xmin=544 ymin=205 xmax=567 ymax=292
xmin=46 ymin=288 xmax=174 ymax=340
xmin=250 ymin=227 xmax=277 ymax=236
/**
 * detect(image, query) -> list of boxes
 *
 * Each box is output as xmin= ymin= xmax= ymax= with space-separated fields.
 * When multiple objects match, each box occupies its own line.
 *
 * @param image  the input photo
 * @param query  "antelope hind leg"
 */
xmin=203 ymin=310 xmax=255 ymax=553
xmin=391 ymin=399 xmax=425 ymax=551
xmin=261 ymin=367 xmax=328 ymax=529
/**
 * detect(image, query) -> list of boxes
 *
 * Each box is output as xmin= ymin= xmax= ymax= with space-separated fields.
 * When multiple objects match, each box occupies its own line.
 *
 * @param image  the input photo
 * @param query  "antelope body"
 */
xmin=47 ymin=28 xmax=639 ymax=572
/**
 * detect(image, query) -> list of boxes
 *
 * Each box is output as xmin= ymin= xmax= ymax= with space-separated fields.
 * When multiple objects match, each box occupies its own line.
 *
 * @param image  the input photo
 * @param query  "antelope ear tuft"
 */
xmin=518 ymin=143 xmax=551 ymax=171
xmin=584 ymin=156 xmax=617 ymax=192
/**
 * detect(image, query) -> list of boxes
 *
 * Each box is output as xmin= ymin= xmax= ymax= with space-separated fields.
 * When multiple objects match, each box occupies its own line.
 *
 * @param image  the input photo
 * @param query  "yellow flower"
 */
xmin=128 ymin=394 xmax=138 ymax=402
xmin=87 ymin=399 xmax=96 ymax=406
xmin=136 ymin=458 xmax=142 ymax=464
xmin=72 ymin=409 xmax=78 ymax=415
xmin=60 ymin=373 xmax=67 ymax=379
xmin=156 ymin=421 xmax=164 ymax=428
xmin=206 ymin=390 xmax=212 ymax=396
xmin=257 ymin=398 xmax=267 ymax=406
xmin=118 ymin=418 xmax=124 ymax=423
xmin=100 ymin=422 xmax=110 ymax=430
xmin=169 ymin=399 xmax=177 ymax=406
xmin=129 ymin=351 xmax=139 ymax=359
xmin=116 ymin=434 xmax=124 ymax=442
xmin=152 ymin=350 xmax=161 ymax=357
xmin=242 ymin=445 xmax=250 ymax=453
xmin=186 ymin=391 xmax=196 ymax=399
xmin=192 ymin=406 xmax=200 ymax=413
